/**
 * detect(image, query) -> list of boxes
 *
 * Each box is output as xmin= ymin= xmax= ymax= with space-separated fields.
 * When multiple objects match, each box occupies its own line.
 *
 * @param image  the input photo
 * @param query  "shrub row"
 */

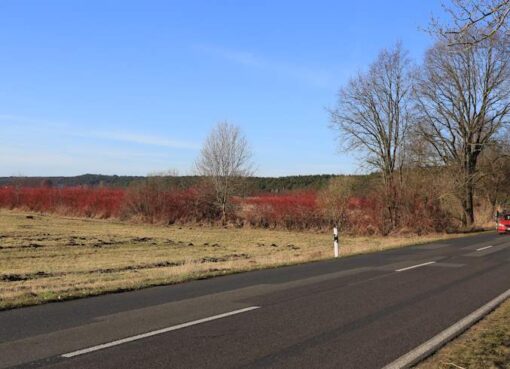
xmin=0 ymin=184 xmax=454 ymax=235
xmin=0 ymin=187 xmax=124 ymax=218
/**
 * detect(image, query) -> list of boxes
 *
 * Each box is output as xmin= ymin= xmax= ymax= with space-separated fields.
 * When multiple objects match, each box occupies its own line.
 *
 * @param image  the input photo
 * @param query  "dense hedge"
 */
xmin=0 ymin=187 xmax=125 ymax=218
xmin=0 ymin=181 xmax=454 ymax=235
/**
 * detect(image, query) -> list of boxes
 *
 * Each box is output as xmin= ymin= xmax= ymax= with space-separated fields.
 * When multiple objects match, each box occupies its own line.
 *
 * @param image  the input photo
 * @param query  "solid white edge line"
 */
xmin=61 ymin=306 xmax=260 ymax=358
xmin=476 ymin=245 xmax=493 ymax=251
xmin=395 ymin=261 xmax=436 ymax=272
xmin=382 ymin=287 xmax=510 ymax=369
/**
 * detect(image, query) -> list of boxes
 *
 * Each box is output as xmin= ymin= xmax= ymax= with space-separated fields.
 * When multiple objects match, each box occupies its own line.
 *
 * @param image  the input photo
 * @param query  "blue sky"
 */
xmin=0 ymin=0 xmax=444 ymax=177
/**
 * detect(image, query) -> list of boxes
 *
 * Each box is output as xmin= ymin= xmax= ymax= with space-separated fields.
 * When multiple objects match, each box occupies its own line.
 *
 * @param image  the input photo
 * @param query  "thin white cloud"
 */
xmin=0 ymin=134 xmax=193 ymax=176
xmin=194 ymin=44 xmax=333 ymax=88
xmin=66 ymin=146 xmax=170 ymax=159
xmin=0 ymin=115 xmax=199 ymax=150
xmin=0 ymin=114 xmax=68 ymax=130
xmin=88 ymin=131 xmax=200 ymax=150
xmin=198 ymin=46 xmax=263 ymax=68
xmin=0 ymin=148 xmax=74 ymax=166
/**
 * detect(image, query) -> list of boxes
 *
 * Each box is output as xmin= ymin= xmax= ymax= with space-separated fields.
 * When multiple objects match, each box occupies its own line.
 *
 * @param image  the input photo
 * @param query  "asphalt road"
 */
xmin=1 ymin=232 xmax=509 ymax=369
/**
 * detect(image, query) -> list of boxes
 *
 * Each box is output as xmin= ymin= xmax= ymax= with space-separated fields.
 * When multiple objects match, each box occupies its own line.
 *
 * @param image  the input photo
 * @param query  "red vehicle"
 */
xmin=497 ymin=212 xmax=510 ymax=234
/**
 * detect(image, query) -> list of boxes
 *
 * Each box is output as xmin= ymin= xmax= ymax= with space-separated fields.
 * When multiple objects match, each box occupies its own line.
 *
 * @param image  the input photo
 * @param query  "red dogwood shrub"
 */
xmin=0 ymin=186 xmax=125 ymax=218
xmin=0 ymin=182 xmax=453 ymax=234
xmin=240 ymin=191 xmax=323 ymax=229
xmin=121 ymin=180 xmax=219 ymax=224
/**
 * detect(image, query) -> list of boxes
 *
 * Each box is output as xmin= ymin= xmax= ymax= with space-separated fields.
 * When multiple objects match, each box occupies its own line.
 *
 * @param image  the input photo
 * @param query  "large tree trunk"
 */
xmin=462 ymin=157 xmax=476 ymax=227
xmin=221 ymin=201 xmax=227 ymax=225
xmin=383 ymin=172 xmax=400 ymax=234
xmin=462 ymin=184 xmax=475 ymax=227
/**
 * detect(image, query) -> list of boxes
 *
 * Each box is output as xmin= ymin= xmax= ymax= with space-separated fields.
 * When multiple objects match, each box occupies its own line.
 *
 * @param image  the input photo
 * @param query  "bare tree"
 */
xmin=435 ymin=0 xmax=510 ymax=44
xmin=478 ymin=138 xmax=510 ymax=215
xmin=317 ymin=176 xmax=356 ymax=230
xmin=414 ymin=35 xmax=510 ymax=226
xmin=329 ymin=43 xmax=414 ymax=231
xmin=195 ymin=122 xmax=253 ymax=223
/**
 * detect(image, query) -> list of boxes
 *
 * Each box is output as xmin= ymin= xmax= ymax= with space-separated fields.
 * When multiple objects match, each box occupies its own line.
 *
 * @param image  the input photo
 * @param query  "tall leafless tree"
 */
xmin=329 ymin=43 xmax=414 ymax=231
xmin=478 ymin=138 xmax=510 ymax=215
xmin=414 ymin=34 xmax=510 ymax=226
xmin=435 ymin=0 xmax=510 ymax=44
xmin=195 ymin=122 xmax=253 ymax=223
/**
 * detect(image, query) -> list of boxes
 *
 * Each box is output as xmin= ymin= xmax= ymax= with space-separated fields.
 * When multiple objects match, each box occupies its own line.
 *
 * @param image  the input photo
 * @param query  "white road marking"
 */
xmin=395 ymin=261 xmax=436 ymax=272
xmin=382 ymin=287 xmax=510 ymax=369
xmin=476 ymin=245 xmax=493 ymax=251
xmin=61 ymin=306 xmax=260 ymax=358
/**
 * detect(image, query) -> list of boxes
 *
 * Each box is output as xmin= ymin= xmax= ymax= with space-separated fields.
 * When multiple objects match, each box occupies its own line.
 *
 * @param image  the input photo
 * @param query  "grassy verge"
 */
xmin=0 ymin=210 xmax=477 ymax=310
xmin=417 ymin=299 xmax=510 ymax=369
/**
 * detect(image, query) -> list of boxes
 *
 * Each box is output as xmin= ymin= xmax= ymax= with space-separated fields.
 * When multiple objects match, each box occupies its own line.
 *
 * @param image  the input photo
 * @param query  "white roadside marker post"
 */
xmin=333 ymin=225 xmax=339 ymax=258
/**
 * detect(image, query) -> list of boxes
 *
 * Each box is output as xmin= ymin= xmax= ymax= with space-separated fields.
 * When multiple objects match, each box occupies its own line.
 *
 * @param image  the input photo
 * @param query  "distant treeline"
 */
xmin=0 ymin=174 xmax=143 ymax=188
xmin=0 ymin=174 xmax=378 ymax=194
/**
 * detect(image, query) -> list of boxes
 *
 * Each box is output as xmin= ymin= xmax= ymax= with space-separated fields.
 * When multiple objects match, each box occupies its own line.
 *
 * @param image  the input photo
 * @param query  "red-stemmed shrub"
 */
xmin=240 ymin=191 xmax=323 ymax=230
xmin=0 ymin=178 xmax=454 ymax=235
xmin=121 ymin=179 xmax=219 ymax=224
xmin=0 ymin=186 xmax=125 ymax=218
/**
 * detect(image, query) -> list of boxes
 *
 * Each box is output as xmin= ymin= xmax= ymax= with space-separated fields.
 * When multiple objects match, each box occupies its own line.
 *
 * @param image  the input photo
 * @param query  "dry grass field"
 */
xmin=417 ymin=299 xmax=510 ymax=369
xmin=0 ymin=209 xmax=475 ymax=310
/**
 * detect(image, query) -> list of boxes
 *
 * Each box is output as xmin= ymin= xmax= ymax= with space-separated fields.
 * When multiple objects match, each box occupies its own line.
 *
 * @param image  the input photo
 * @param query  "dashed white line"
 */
xmin=61 ymin=306 xmax=260 ymax=358
xmin=476 ymin=245 xmax=493 ymax=252
xmin=395 ymin=261 xmax=436 ymax=272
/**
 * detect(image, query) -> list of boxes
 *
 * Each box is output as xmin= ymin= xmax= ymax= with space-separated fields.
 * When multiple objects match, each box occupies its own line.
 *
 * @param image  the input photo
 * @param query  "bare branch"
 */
xmin=436 ymin=0 xmax=510 ymax=45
